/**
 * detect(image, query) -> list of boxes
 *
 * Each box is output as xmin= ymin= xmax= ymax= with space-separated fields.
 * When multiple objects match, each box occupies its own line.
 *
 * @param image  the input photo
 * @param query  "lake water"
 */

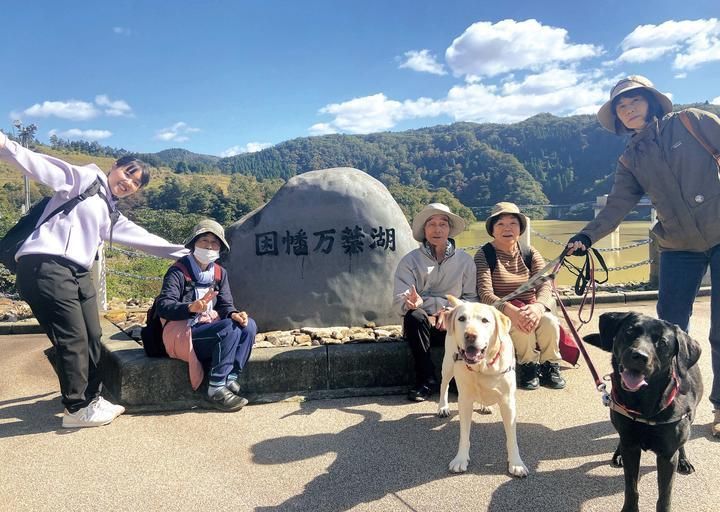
xmin=454 ymin=220 xmax=652 ymax=286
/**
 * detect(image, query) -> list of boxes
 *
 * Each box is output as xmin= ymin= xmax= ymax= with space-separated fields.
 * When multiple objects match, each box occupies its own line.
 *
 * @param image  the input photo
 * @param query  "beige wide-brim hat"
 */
xmin=411 ymin=203 xmax=466 ymax=242
xmin=183 ymin=219 xmax=230 ymax=252
xmin=485 ymin=202 xmax=528 ymax=236
xmin=597 ymin=75 xmax=673 ymax=134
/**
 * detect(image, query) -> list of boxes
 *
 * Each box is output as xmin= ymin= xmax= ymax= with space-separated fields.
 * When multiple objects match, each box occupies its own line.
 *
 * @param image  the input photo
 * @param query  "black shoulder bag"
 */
xmin=0 ymin=178 xmax=105 ymax=273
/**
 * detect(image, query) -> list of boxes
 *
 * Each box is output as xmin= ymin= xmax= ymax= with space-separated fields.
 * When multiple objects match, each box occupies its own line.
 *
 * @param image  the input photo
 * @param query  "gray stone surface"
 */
xmin=224 ymin=167 xmax=416 ymax=331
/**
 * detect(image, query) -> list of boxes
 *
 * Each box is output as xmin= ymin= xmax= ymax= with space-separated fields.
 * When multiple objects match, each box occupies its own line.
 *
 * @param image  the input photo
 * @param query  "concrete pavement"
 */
xmin=1 ymin=299 xmax=719 ymax=511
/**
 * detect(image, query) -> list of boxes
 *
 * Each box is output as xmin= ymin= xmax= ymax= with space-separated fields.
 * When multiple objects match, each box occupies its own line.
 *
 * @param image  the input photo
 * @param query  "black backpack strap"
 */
xmin=483 ymin=241 xmax=534 ymax=273
xmin=481 ymin=242 xmax=497 ymax=273
xmin=38 ymin=178 xmax=104 ymax=226
xmin=519 ymin=242 xmax=533 ymax=272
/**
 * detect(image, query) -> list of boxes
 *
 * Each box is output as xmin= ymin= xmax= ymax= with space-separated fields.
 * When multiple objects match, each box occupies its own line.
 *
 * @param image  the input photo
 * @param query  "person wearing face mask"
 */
xmin=155 ymin=219 xmax=256 ymax=412
xmin=0 ymin=132 xmax=188 ymax=428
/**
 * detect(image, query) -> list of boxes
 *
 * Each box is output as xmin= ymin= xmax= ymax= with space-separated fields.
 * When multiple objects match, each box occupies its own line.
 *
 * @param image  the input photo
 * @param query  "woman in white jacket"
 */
xmin=0 ymin=132 xmax=186 ymax=428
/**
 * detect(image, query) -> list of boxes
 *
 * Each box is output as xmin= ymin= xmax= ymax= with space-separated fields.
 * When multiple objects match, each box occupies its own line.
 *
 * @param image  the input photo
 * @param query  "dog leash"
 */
xmin=491 ymin=249 xmax=566 ymax=310
xmin=489 ymin=246 xmax=611 ymax=406
xmin=551 ymin=249 xmax=611 ymax=406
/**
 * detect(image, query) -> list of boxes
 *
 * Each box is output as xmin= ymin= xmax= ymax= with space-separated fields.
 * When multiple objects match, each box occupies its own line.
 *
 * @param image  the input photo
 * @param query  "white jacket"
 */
xmin=0 ymin=135 xmax=187 ymax=269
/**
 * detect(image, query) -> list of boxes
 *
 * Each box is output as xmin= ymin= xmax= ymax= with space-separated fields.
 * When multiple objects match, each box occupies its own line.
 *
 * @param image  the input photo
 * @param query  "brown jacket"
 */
xmin=580 ymin=108 xmax=720 ymax=252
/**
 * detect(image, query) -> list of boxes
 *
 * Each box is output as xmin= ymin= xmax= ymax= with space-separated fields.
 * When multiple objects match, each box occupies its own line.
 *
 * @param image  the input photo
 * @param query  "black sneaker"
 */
xmin=539 ymin=361 xmax=566 ymax=389
xmin=407 ymin=378 xmax=437 ymax=402
xmin=206 ymin=386 xmax=249 ymax=412
xmin=516 ymin=362 xmax=539 ymax=390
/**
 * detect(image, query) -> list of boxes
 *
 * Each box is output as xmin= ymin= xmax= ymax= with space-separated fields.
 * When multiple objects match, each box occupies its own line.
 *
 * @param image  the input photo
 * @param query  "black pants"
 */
xmin=16 ymin=254 xmax=102 ymax=413
xmin=403 ymin=309 xmax=445 ymax=386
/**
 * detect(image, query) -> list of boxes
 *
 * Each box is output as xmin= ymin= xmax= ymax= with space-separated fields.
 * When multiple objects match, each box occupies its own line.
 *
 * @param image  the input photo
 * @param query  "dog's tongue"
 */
xmin=621 ymin=370 xmax=648 ymax=391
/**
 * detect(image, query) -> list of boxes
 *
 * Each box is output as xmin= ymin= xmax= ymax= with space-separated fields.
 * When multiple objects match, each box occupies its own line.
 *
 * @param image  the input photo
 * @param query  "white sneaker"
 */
xmin=62 ymin=403 xmax=116 ymax=428
xmin=91 ymin=396 xmax=125 ymax=420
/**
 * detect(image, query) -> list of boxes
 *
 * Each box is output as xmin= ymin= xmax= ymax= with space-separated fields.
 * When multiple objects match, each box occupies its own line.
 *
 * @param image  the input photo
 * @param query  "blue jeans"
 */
xmin=192 ymin=318 xmax=257 ymax=388
xmin=657 ymin=245 xmax=720 ymax=409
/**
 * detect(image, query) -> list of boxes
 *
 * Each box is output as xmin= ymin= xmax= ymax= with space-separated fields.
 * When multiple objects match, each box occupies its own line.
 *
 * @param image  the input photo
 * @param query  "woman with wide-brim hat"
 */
xmin=392 ymin=203 xmax=478 ymax=401
xmin=567 ymin=75 xmax=720 ymax=437
xmin=155 ymin=219 xmax=256 ymax=412
xmin=477 ymin=202 xmax=565 ymax=390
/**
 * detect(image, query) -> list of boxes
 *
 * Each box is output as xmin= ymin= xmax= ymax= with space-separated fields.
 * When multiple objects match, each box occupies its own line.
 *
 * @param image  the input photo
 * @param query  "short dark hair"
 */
xmin=612 ymin=89 xmax=664 ymax=132
xmin=488 ymin=213 xmax=522 ymax=234
xmin=114 ymin=156 xmax=151 ymax=187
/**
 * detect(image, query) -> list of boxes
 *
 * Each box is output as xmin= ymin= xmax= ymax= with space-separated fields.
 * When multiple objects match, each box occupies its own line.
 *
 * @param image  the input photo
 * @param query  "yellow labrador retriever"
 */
xmin=439 ymin=296 xmax=528 ymax=477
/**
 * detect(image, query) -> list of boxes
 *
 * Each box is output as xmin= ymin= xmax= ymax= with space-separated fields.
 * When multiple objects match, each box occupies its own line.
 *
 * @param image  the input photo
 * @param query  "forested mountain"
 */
xmin=4 ymin=103 xmax=718 ymax=229
xmin=142 ymin=148 xmax=220 ymax=174
xmin=218 ymin=103 xmax=720 ymax=209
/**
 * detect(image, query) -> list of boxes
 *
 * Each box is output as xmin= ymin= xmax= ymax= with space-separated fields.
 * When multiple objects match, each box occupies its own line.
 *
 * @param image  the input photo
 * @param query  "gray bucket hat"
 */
xmin=597 ymin=75 xmax=673 ymax=134
xmin=183 ymin=219 xmax=230 ymax=252
xmin=485 ymin=202 xmax=527 ymax=236
xmin=411 ymin=203 xmax=466 ymax=242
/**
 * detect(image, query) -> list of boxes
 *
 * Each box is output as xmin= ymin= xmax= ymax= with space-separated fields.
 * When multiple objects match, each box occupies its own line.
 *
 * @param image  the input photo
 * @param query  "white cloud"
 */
xmin=309 ymin=123 xmax=337 ymax=136
xmin=154 ymin=122 xmax=200 ymax=142
xmin=220 ymin=142 xmax=272 ymax=157
xmin=95 ymin=95 xmax=133 ymax=116
xmin=445 ymin=19 xmax=602 ymax=78
xmin=314 ymin=93 xmax=445 ymax=134
xmin=615 ymin=19 xmax=720 ymax=70
xmin=711 ymin=96 xmax=720 ymax=105
xmin=310 ymin=71 xmax=613 ymax=134
xmin=18 ymin=95 xmax=134 ymax=120
xmin=49 ymin=128 xmax=112 ymax=141
xmin=113 ymin=26 xmax=131 ymax=36
xmin=398 ymin=49 xmax=447 ymax=75
xmin=23 ymin=100 xmax=99 ymax=121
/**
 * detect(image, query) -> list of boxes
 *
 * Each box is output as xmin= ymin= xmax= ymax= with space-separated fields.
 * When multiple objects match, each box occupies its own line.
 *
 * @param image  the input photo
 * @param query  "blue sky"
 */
xmin=2 ymin=0 xmax=719 ymax=157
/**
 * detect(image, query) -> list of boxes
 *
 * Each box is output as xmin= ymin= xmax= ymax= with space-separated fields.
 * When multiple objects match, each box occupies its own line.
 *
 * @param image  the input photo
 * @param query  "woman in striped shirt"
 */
xmin=475 ymin=202 xmax=565 ymax=391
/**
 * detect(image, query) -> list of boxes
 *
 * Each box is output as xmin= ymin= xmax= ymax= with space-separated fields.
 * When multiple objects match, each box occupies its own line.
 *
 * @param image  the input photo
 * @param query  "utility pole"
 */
xmin=13 ymin=121 xmax=37 ymax=214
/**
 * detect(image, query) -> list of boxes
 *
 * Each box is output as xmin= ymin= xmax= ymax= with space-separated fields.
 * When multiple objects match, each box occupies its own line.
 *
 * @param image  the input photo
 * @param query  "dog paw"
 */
xmin=476 ymin=404 xmax=492 ymax=415
xmin=508 ymin=460 xmax=529 ymax=478
xmin=611 ymin=453 xmax=623 ymax=468
xmin=448 ymin=456 xmax=469 ymax=473
xmin=678 ymin=459 xmax=695 ymax=475
xmin=437 ymin=406 xmax=450 ymax=418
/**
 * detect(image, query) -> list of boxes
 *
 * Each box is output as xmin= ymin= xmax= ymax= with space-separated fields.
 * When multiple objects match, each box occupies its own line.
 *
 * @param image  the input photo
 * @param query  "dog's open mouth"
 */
xmin=460 ymin=347 xmax=485 ymax=365
xmin=620 ymin=368 xmax=648 ymax=392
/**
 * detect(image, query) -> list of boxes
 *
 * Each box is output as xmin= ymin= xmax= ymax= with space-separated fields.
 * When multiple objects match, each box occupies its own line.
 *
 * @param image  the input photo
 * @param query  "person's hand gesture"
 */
xmin=435 ymin=309 xmax=448 ymax=331
xmin=189 ymin=289 xmax=218 ymax=314
xmin=404 ymin=285 xmax=423 ymax=310
xmin=231 ymin=311 xmax=249 ymax=327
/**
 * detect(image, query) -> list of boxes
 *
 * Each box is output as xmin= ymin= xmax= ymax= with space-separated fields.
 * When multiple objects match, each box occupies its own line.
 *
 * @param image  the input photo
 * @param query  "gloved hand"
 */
xmin=566 ymin=234 xmax=592 ymax=257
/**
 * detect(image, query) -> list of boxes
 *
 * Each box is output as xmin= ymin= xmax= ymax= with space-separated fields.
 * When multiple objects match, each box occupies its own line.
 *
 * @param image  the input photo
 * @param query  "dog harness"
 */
xmin=608 ymin=367 xmax=689 ymax=425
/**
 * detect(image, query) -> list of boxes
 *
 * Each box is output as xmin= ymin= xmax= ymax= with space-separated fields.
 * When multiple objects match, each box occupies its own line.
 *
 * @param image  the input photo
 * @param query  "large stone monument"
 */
xmin=224 ymin=167 xmax=417 ymax=331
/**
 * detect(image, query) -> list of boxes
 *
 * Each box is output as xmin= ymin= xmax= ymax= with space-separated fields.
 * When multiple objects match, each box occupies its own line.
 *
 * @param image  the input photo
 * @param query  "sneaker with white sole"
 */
xmin=92 ymin=396 xmax=125 ymax=420
xmin=62 ymin=403 xmax=116 ymax=428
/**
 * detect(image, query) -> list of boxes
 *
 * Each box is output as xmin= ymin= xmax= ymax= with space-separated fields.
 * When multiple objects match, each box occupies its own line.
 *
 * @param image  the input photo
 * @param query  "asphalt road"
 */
xmin=1 ymin=300 xmax=719 ymax=512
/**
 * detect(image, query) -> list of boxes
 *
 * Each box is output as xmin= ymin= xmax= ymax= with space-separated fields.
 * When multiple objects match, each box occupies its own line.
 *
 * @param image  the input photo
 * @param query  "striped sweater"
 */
xmin=474 ymin=242 xmax=553 ymax=311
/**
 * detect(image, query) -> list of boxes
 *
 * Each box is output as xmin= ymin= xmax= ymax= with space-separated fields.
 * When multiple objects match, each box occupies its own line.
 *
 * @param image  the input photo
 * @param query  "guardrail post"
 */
xmin=92 ymin=244 xmax=108 ymax=311
xmin=648 ymin=230 xmax=659 ymax=289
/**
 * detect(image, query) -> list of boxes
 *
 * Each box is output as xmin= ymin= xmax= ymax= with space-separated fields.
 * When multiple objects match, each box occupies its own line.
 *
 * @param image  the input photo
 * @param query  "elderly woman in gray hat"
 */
xmin=156 ymin=219 xmax=256 ymax=412
xmin=477 ymin=202 xmax=565 ymax=390
xmin=393 ymin=203 xmax=478 ymax=401
xmin=567 ymin=76 xmax=720 ymax=437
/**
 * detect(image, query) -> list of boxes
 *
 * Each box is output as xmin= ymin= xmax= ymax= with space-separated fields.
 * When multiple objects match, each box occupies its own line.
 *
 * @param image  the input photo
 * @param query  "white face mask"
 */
xmin=193 ymin=247 xmax=220 ymax=265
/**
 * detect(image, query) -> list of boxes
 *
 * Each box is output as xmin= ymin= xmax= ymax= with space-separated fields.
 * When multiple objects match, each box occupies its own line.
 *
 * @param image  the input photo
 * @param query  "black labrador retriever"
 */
xmin=584 ymin=312 xmax=702 ymax=512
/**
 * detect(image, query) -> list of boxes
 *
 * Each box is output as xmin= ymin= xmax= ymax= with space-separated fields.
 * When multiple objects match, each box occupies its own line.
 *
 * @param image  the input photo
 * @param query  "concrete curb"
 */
xmin=98 ymin=326 xmax=423 ymax=413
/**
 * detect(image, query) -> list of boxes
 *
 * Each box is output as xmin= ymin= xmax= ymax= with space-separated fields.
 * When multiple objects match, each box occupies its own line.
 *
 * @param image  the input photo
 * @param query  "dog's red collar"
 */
xmin=609 ymin=368 xmax=683 ymax=425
